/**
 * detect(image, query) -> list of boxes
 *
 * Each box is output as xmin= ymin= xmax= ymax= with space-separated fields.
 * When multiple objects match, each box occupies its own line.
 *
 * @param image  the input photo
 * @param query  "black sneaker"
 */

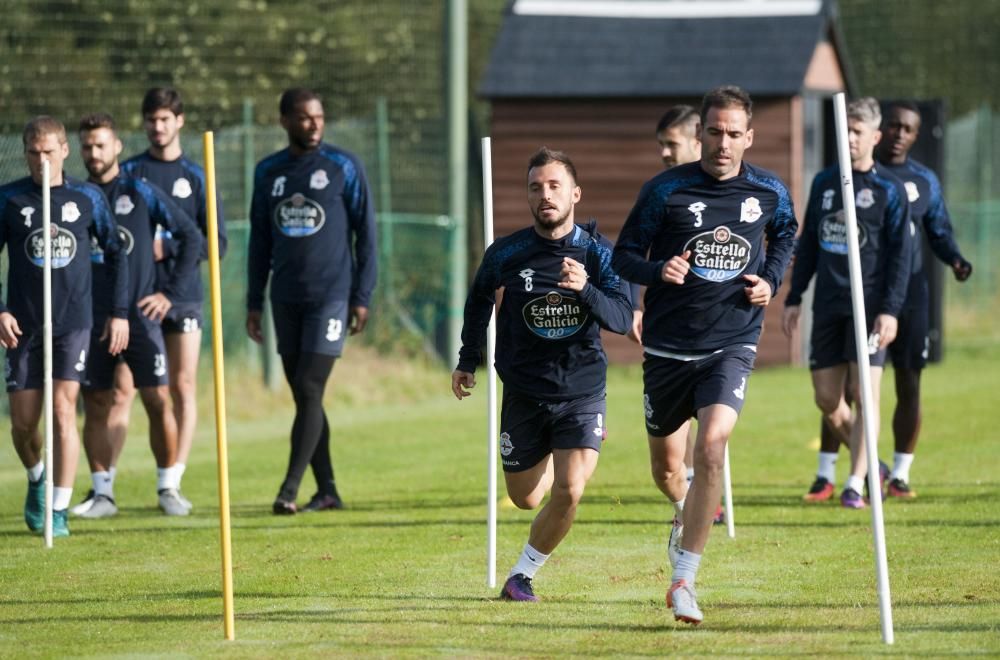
xmin=803 ymin=477 xmax=835 ymax=502
xmin=887 ymin=478 xmax=917 ymax=499
xmin=272 ymin=499 xmax=297 ymax=515
xmin=302 ymin=492 xmax=344 ymax=512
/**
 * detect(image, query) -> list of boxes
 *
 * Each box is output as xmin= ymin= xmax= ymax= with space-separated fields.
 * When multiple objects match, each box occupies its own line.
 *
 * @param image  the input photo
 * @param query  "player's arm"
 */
xmin=453 ymin=245 xmax=502 ymax=398
xmin=924 ymin=171 xmax=972 ymax=281
xmin=612 ymin=180 xmax=668 ymax=285
xmin=786 ymin=178 xmax=823 ymax=309
xmin=344 ymin=157 xmax=378 ymax=334
xmin=246 ymin=168 xmax=273 ymax=343
xmin=754 ymin=183 xmax=798 ymax=304
xmin=196 ymin=171 xmax=227 ymax=261
xmin=880 ymin=182 xmax=914 ymax=320
xmin=91 ymin=195 xmax=130 ymax=354
xmin=0 ymin=214 xmax=21 ymax=349
xmin=563 ymin=239 xmax=632 ymax=334
xmin=138 ymin=181 xmax=202 ymax=321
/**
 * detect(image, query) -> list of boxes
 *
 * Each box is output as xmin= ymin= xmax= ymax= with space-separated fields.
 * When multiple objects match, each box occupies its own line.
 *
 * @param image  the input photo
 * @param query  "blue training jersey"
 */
xmin=0 ymin=176 xmax=127 ymax=332
xmin=457 ymin=221 xmax=632 ymax=401
xmin=246 ymin=143 xmax=378 ymax=309
xmin=787 ymin=164 xmax=913 ymax=317
xmin=613 ymin=161 xmax=797 ymax=353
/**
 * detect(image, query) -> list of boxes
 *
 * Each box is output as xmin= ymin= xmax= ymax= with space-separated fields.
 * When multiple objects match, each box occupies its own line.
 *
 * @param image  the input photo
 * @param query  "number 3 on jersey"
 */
xmin=326 ymin=318 xmax=343 ymax=342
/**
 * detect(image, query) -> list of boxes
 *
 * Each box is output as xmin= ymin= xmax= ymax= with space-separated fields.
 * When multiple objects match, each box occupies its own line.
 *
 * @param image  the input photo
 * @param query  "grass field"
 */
xmin=1 ymin=330 xmax=998 ymax=657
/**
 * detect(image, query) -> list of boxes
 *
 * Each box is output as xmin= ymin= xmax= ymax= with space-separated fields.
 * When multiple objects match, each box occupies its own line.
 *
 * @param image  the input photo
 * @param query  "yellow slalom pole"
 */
xmin=203 ymin=131 xmax=235 ymax=640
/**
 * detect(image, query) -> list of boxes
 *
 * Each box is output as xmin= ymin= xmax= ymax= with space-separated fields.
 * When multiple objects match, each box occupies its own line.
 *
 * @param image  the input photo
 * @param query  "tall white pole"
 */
xmin=41 ymin=159 xmax=54 ymax=549
xmin=723 ymin=445 xmax=735 ymax=539
xmin=833 ymin=92 xmax=894 ymax=644
xmin=482 ymin=137 xmax=498 ymax=589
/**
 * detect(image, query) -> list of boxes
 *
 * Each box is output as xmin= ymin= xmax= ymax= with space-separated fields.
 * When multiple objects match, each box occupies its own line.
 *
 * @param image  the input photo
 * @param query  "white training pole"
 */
xmin=41 ymin=159 xmax=54 ymax=549
xmin=723 ymin=444 xmax=735 ymax=538
xmin=833 ymin=92 xmax=894 ymax=644
xmin=482 ymin=137 xmax=498 ymax=589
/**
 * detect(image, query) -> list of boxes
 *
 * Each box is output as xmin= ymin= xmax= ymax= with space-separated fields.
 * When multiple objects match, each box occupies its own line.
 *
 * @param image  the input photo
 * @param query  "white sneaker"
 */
xmin=79 ymin=494 xmax=118 ymax=519
xmin=667 ymin=580 xmax=703 ymax=625
xmin=668 ymin=516 xmax=684 ymax=569
xmin=70 ymin=490 xmax=96 ymax=516
xmin=158 ymin=488 xmax=190 ymax=516
xmin=176 ymin=490 xmax=193 ymax=512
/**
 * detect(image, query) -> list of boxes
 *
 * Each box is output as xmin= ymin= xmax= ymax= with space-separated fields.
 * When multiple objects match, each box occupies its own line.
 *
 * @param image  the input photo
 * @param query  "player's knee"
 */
xmin=694 ymin=438 xmax=726 ymax=473
xmin=509 ymin=490 xmax=543 ymax=510
xmin=814 ymin=389 xmax=842 ymax=415
xmin=551 ymin=479 xmax=585 ymax=508
xmin=171 ymin=371 xmax=196 ymax=398
xmin=140 ymin=388 xmax=170 ymax=418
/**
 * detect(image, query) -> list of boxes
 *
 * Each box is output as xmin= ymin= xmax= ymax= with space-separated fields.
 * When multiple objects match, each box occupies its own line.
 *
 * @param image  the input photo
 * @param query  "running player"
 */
xmin=119 ymin=87 xmax=228 ymax=506
xmin=75 ymin=113 xmax=203 ymax=518
xmin=783 ymin=97 xmax=913 ymax=510
xmin=613 ymin=86 xmax=797 ymax=624
xmin=0 ymin=116 xmax=128 ymax=537
xmin=246 ymin=88 xmax=377 ymax=514
xmin=453 ymin=147 xmax=632 ymax=602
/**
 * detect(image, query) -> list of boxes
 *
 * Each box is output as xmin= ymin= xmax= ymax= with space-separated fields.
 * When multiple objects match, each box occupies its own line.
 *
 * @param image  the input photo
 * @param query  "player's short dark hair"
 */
xmin=23 ymin=116 xmax=67 ymax=148
xmin=700 ymin=86 xmax=753 ymax=126
xmin=886 ymin=99 xmax=922 ymax=117
xmin=142 ymin=87 xmax=183 ymax=117
xmin=280 ymin=88 xmax=323 ymax=117
xmin=78 ymin=112 xmax=117 ymax=135
xmin=527 ymin=146 xmax=578 ymax=184
xmin=656 ymin=105 xmax=699 ymax=135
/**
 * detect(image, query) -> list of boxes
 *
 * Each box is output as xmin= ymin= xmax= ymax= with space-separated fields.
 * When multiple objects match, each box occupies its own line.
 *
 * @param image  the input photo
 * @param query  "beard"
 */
xmin=532 ymin=204 xmax=569 ymax=229
xmin=86 ymin=158 xmax=114 ymax=179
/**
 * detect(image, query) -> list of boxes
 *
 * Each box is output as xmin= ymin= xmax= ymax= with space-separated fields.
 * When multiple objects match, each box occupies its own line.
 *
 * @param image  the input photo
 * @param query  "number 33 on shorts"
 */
xmin=326 ymin=318 xmax=343 ymax=342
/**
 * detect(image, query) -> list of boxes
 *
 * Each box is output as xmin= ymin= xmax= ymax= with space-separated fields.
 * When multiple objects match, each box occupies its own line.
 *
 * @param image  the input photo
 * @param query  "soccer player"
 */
xmin=613 ymin=86 xmax=797 ymax=624
xmin=75 ymin=113 xmax=204 ymax=518
xmin=118 ymin=87 xmax=228 ymax=507
xmin=0 ymin=116 xmax=128 ymax=536
xmin=783 ymin=97 xmax=912 ymax=510
xmin=453 ymin=147 xmax=631 ymax=602
xmin=247 ymin=88 xmax=377 ymax=514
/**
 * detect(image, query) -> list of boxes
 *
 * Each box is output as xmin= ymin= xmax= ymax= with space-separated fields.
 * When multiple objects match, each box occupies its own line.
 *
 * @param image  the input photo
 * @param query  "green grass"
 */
xmin=1 ymin=338 xmax=998 ymax=657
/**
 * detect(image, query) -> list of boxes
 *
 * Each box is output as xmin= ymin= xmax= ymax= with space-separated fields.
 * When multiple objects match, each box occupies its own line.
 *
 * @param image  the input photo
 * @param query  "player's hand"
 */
xmin=782 ymin=305 xmax=800 ymax=338
xmin=0 ymin=312 xmax=22 ymax=349
xmin=102 ymin=317 xmax=130 ymax=355
xmin=952 ymin=257 xmax=973 ymax=282
xmin=138 ymin=292 xmax=173 ymax=323
xmin=246 ymin=309 xmax=264 ymax=344
xmin=349 ymin=306 xmax=369 ymax=335
xmin=153 ymin=237 xmax=165 ymax=262
xmin=452 ymin=370 xmax=476 ymax=400
xmin=743 ymin=274 xmax=772 ymax=306
xmin=661 ymin=250 xmax=691 ymax=285
xmin=872 ymin=314 xmax=898 ymax=349
xmin=558 ymin=257 xmax=588 ymax=292
xmin=627 ymin=309 xmax=643 ymax=345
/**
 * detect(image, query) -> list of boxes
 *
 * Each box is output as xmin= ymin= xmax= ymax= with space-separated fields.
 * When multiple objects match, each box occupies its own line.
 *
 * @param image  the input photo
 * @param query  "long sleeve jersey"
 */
xmin=787 ymin=164 xmax=912 ymax=317
xmin=246 ymin=144 xmax=378 ymax=310
xmin=90 ymin=175 xmax=203 ymax=322
xmin=0 ymin=176 xmax=127 ymax=332
xmin=120 ymin=151 xmax=227 ymax=304
xmin=457 ymin=222 xmax=632 ymax=402
xmin=612 ymin=161 xmax=797 ymax=353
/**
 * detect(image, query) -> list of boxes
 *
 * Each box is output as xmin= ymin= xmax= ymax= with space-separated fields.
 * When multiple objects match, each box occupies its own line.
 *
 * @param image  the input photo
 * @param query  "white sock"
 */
xmin=175 ymin=462 xmax=186 ymax=487
xmin=686 ymin=467 xmax=695 ymax=483
xmin=109 ymin=466 xmax=117 ymax=488
xmin=846 ymin=475 xmax=865 ymax=494
xmin=92 ymin=471 xmax=113 ymax=498
xmin=672 ymin=497 xmax=685 ymax=518
xmin=53 ymin=487 xmax=73 ymax=511
xmin=27 ymin=461 xmax=44 ymax=482
xmin=157 ymin=467 xmax=172 ymax=491
xmin=672 ymin=549 xmax=702 ymax=587
xmin=817 ymin=452 xmax=838 ymax=482
xmin=891 ymin=452 xmax=914 ymax=482
xmin=509 ymin=543 xmax=550 ymax=580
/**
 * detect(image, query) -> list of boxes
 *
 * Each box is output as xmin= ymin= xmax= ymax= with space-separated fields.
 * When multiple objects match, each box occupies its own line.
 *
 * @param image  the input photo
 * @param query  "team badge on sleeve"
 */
xmin=61 ymin=201 xmax=81 ymax=223
xmin=115 ymin=194 xmax=135 ymax=215
xmin=310 ymin=169 xmax=330 ymax=190
xmin=740 ymin=197 xmax=763 ymax=223
xmin=172 ymin=178 xmax=193 ymax=199
xmin=684 ymin=226 xmax=752 ymax=282
xmin=855 ymin=188 xmax=875 ymax=209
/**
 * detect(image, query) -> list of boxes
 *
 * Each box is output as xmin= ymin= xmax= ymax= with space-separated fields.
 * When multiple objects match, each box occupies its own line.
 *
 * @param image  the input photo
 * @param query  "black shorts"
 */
xmin=809 ymin=308 xmax=888 ymax=370
xmin=5 ymin=329 xmax=90 ymax=392
xmin=84 ymin=318 xmax=168 ymax=390
xmin=271 ymin=299 xmax=349 ymax=357
xmin=889 ymin=279 xmax=929 ymax=370
xmin=642 ymin=345 xmax=757 ymax=437
xmin=161 ymin=302 xmax=203 ymax=335
xmin=499 ymin=391 xmax=606 ymax=473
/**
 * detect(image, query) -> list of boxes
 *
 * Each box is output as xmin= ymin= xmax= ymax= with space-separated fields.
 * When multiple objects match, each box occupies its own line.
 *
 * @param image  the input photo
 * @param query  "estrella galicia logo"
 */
xmin=684 ymin=226 xmax=752 ymax=282
xmin=88 ymin=227 xmax=134 ymax=263
xmin=819 ymin=210 xmax=868 ymax=254
xmin=25 ymin=225 xmax=76 ymax=268
xmin=274 ymin=193 xmax=326 ymax=237
xmin=522 ymin=291 xmax=588 ymax=340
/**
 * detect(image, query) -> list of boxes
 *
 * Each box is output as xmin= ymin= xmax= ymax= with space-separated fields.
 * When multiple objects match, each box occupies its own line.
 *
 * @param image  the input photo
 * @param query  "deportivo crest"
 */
xmin=499 ymin=432 xmax=514 ymax=457
xmin=274 ymin=193 xmax=326 ymax=237
xmin=819 ymin=210 xmax=868 ymax=254
xmin=684 ymin=226 xmax=752 ymax=282
xmin=114 ymin=194 xmax=135 ymax=215
xmin=25 ymin=225 xmax=76 ymax=268
xmin=89 ymin=226 xmax=135 ymax=263
xmin=522 ymin=291 xmax=588 ymax=340
xmin=855 ymin=188 xmax=875 ymax=209
xmin=61 ymin=201 xmax=81 ymax=223
xmin=310 ymin=169 xmax=330 ymax=190
xmin=740 ymin=197 xmax=763 ymax=223
xmin=821 ymin=189 xmax=835 ymax=211
xmin=172 ymin=178 xmax=193 ymax=199
xmin=904 ymin=181 xmax=920 ymax=203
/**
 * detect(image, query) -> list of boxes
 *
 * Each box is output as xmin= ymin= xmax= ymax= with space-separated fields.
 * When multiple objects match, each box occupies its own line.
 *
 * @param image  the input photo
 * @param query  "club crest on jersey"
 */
xmin=172 ymin=178 xmax=193 ymax=199
xmin=26 ymin=226 xmax=76 ymax=268
xmin=499 ymin=432 xmax=514 ymax=457
xmin=114 ymin=195 xmax=135 ymax=215
xmin=684 ymin=226 xmax=752 ymax=282
xmin=61 ymin=201 xmax=81 ymax=223
xmin=904 ymin=181 xmax=920 ymax=203
xmin=20 ymin=207 xmax=35 ymax=227
xmin=310 ymin=169 xmax=330 ymax=190
xmin=855 ymin=188 xmax=875 ymax=209
xmin=740 ymin=197 xmax=763 ymax=223
xmin=274 ymin=193 xmax=326 ymax=237
xmin=522 ymin=291 xmax=588 ymax=340
xmin=822 ymin=189 xmax=835 ymax=211
xmin=89 ymin=226 xmax=135 ymax=264
xmin=819 ymin=210 xmax=868 ymax=254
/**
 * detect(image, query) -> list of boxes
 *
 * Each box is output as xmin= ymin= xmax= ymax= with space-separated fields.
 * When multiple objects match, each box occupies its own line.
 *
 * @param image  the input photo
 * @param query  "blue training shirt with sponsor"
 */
xmin=120 ymin=151 xmax=227 ymax=305
xmin=246 ymin=143 xmax=378 ymax=309
xmin=612 ymin=161 xmax=797 ymax=353
xmin=90 ymin=174 xmax=203 ymax=322
xmin=457 ymin=222 xmax=632 ymax=402
xmin=787 ymin=164 xmax=912 ymax=317
xmin=0 ymin=176 xmax=128 ymax=332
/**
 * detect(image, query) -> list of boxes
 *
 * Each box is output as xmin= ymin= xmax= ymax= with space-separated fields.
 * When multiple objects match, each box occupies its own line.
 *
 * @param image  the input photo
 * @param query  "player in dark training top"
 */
xmin=613 ymin=86 xmax=797 ymax=625
xmin=0 ymin=116 xmax=129 ymax=537
xmin=453 ymin=147 xmax=632 ymax=603
xmin=247 ymin=88 xmax=377 ymax=515
xmin=783 ymin=97 xmax=913 ymax=510
xmin=75 ymin=113 xmax=203 ymax=519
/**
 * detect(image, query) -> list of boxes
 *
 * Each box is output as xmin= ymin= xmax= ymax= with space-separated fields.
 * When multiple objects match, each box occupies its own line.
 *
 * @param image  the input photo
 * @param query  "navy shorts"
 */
xmin=809 ymin=309 xmax=888 ymax=370
xmin=642 ymin=345 xmax=757 ymax=437
xmin=5 ymin=329 xmax=90 ymax=392
xmin=161 ymin=302 xmax=203 ymax=335
xmin=271 ymin=300 xmax=349 ymax=357
xmin=499 ymin=391 xmax=606 ymax=473
xmin=889 ymin=279 xmax=929 ymax=370
xmin=84 ymin=318 xmax=168 ymax=390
